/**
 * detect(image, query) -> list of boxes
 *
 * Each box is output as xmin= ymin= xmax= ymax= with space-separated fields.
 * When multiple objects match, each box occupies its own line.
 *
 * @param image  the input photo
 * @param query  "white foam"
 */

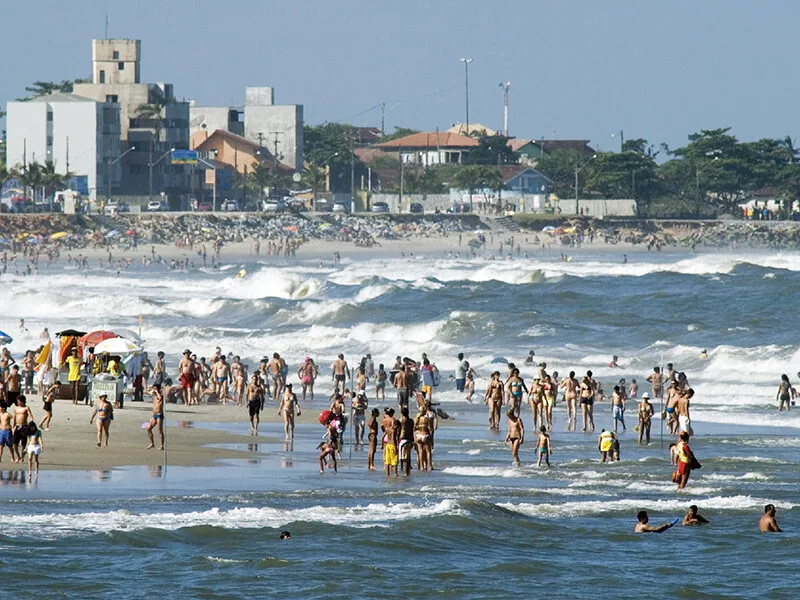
xmin=499 ymin=495 xmax=796 ymax=518
xmin=3 ymin=500 xmax=464 ymax=539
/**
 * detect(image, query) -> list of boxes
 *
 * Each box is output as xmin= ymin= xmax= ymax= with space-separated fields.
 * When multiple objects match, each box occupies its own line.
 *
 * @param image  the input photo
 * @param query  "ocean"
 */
xmin=1 ymin=247 xmax=799 ymax=598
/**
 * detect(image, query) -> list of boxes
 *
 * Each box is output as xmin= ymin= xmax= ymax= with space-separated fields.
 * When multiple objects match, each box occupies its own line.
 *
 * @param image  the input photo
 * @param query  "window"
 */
xmin=113 ymin=50 xmax=119 ymax=59
xmin=105 ymin=95 xmax=118 ymax=103
xmin=118 ymin=62 xmax=124 ymax=70
xmin=46 ymin=111 xmax=53 ymax=122
xmin=99 ymin=70 xmax=106 ymax=83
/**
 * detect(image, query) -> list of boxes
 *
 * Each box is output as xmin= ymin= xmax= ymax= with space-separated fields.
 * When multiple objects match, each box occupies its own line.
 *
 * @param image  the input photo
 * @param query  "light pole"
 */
xmin=196 ymin=155 xmax=217 ymax=212
xmin=499 ymin=81 xmax=510 ymax=137
xmin=574 ymin=154 xmax=597 ymax=215
xmin=149 ymin=148 xmax=175 ymax=205
xmin=106 ymin=146 xmax=136 ymax=205
xmin=460 ymin=58 xmax=473 ymax=135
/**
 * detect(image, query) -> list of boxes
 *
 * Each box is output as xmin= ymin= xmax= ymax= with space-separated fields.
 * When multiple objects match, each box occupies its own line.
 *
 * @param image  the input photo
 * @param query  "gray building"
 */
xmin=190 ymin=86 xmax=303 ymax=171
xmin=6 ymin=93 xmax=121 ymax=199
xmin=73 ymin=39 xmax=190 ymax=201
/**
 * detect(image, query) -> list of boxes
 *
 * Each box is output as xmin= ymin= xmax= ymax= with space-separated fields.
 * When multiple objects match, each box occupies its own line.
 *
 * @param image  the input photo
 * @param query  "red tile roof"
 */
xmin=376 ymin=131 xmax=479 ymax=149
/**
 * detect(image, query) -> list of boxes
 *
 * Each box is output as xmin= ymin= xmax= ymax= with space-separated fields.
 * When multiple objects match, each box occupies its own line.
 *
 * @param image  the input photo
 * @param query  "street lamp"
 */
xmin=106 ymin=146 xmax=136 ymax=205
xmin=575 ymin=154 xmax=597 ymax=215
xmin=149 ymin=148 xmax=175 ymax=205
xmin=460 ymin=58 xmax=473 ymax=135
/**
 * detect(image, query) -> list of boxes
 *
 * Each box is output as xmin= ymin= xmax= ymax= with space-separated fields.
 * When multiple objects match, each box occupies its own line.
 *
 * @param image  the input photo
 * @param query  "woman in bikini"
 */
xmin=89 ymin=394 xmax=113 ymax=447
xmin=413 ymin=405 xmax=432 ymax=471
xmin=367 ymin=408 xmax=379 ymax=470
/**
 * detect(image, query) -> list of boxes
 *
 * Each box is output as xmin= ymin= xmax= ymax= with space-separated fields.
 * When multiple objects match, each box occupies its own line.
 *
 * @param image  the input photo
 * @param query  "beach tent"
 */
xmin=0 ymin=330 xmax=13 ymax=345
xmin=55 ymin=329 xmax=87 ymax=366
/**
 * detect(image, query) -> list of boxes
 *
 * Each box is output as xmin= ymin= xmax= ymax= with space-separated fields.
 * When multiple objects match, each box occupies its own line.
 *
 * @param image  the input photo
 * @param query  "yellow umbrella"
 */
xmin=36 ymin=341 xmax=51 ymax=365
xmin=50 ymin=232 xmax=68 ymax=240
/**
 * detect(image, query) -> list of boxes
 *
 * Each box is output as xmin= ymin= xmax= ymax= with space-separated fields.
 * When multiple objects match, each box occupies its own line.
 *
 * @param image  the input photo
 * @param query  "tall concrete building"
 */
xmin=74 ymin=39 xmax=190 ymax=201
xmin=6 ymin=93 xmax=121 ymax=199
xmin=190 ymin=87 xmax=303 ymax=171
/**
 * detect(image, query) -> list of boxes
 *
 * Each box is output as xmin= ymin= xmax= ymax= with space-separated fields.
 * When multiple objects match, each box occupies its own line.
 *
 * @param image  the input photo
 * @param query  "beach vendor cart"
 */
xmin=88 ymin=337 xmax=143 ymax=407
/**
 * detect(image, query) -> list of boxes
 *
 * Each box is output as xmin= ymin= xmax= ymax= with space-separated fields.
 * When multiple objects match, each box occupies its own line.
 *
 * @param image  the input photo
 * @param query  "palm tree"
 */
xmin=301 ymin=162 xmax=327 ymax=197
xmin=40 ymin=161 xmax=70 ymax=198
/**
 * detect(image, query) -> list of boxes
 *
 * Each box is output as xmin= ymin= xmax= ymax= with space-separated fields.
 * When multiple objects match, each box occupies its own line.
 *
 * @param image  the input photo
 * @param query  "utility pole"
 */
xmin=499 ymin=82 xmax=510 ymax=137
xmin=460 ymin=58 xmax=473 ymax=135
xmin=380 ymin=103 xmax=386 ymax=137
xmin=65 ymin=136 xmax=70 ymax=174
xmin=268 ymin=131 xmax=282 ymax=171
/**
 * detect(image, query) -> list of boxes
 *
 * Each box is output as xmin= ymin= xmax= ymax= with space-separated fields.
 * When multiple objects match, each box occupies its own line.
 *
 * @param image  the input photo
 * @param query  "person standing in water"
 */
xmin=367 ymin=408 xmax=379 ymax=471
xmin=506 ymin=369 xmax=528 ymax=418
xmin=535 ymin=425 xmax=552 ymax=468
xmin=561 ymin=371 xmax=579 ymax=431
xmin=760 ymin=504 xmax=782 ymax=532
xmin=277 ymin=384 xmax=301 ymax=441
xmin=247 ymin=374 xmax=264 ymax=435
xmin=637 ymin=393 xmax=653 ymax=445
xmin=504 ymin=408 xmax=525 ymax=467
xmin=580 ymin=370 xmax=596 ymax=432
xmin=777 ymin=374 xmax=795 ymax=411
xmin=485 ymin=372 xmax=505 ymax=432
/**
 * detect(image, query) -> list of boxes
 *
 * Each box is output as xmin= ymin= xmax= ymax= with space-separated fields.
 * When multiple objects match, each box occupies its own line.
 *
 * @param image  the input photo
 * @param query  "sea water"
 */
xmin=1 ymin=248 xmax=799 ymax=598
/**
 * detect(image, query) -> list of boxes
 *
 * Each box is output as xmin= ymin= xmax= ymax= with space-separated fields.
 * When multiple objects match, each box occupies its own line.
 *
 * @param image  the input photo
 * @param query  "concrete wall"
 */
xmin=245 ymin=87 xmax=274 ymax=106
xmin=244 ymin=104 xmax=303 ymax=171
xmin=6 ymin=102 xmax=48 ymax=169
xmin=92 ymin=39 xmax=141 ymax=85
xmin=52 ymin=102 xmax=102 ymax=199
xmin=575 ymin=198 xmax=637 ymax=217
xmin=189 ymin=106 xmax=234 ymax=142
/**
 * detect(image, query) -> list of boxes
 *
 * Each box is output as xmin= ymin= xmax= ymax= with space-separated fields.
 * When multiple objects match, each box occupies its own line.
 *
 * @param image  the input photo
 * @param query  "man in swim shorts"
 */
xmin=535 ymin=425 xmax=551 ymax=468
xmin=146 ymin=383 xmax=165 ymax=450
xmin=0 ymin=404 xmax=17 ymax=463
xmin=331 ymin=354 xmax=350 ymax=396
xmin=398 ymin=407 xmax=414 ymax=476
xmin=455 ymin=352 xmax=467 ymax=392
xmin=677 ymin=388 xmax=694 ymax=437
xmin=598 ymin=429 xmax=614 ymax=463
xmin=178 ymin=350 xmax=196 ymax=406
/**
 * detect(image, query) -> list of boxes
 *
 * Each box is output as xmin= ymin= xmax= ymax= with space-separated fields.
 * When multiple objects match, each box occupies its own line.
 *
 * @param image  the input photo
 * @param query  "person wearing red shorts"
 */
xmin=178 ymin=350 xmax=195 ymax=406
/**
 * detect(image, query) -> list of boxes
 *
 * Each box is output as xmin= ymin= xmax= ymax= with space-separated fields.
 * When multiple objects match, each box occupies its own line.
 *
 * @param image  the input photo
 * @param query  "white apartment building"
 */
xmin=6 ymin=93 xmax=121 ymax=199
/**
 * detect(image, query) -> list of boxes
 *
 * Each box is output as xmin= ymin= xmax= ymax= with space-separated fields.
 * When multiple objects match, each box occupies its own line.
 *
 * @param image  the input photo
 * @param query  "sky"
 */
xmin=2 ymin=0 xmax=799 ymax=153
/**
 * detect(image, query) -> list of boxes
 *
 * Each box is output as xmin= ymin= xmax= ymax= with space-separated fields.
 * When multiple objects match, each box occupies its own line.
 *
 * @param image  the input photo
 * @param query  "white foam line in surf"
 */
xmin=3 ymin=500 xmax=464 ymax=539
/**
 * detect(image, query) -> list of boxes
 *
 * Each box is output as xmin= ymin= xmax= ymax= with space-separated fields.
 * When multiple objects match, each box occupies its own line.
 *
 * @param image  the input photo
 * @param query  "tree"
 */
xmin=301 ymin=162 xmax=327 ymax=197
xmin=303 ymin=123 xmax=369 ymax=192
xmin=470 ymin=135 xmax=517 ymax=166
xmin=15 ymin=79 xmax=90 ymax=101
xmin=584 ymin=151 xmax=660 ymax=210
xmin=39 ymin=160 xmax=70 ymax=198
xmin=535 ymin=149 xmax=585 ymax=198
xmin=247 ymin=161 xmax=291 ymax=198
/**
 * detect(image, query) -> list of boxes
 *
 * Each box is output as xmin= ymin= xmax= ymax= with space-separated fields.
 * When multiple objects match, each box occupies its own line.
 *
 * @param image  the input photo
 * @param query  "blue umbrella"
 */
xmin=0 ymin=330 xmax=13 ymax=345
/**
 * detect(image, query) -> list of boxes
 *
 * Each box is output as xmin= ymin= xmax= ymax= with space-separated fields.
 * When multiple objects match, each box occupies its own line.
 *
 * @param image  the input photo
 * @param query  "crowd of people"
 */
xmin=0 ymin=333 xmax=792 ymax=523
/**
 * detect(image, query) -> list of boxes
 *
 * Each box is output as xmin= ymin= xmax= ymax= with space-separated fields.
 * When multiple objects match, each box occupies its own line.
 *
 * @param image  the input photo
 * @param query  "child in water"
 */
xmin=535 ymin=425 xmax=552 ymax=467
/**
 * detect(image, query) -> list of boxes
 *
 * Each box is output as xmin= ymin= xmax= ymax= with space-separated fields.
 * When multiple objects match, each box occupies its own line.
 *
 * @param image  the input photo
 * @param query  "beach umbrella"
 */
xmin=0 ymin=330 xmax=13 ymax=345
xmin=318 ymin=410 xmax=332 ymax=425
xmin=49 ymin=231 xmax=69 ymax=240
xmin=113 ymin=328 xmax=144 ymax=345
xmin=541 ymin=225 xmax=556 ymax=232
xmin=79 ymin=330 xmax=117 ymax=348
xmin=125 ymin=229 xmax=136 ymax=236
xmin=93 ymin=337 xmax=142 ymax=355
xmin=106 ymin=230 xmax=120 ymax=238
xmin=56 ymin=329 xmax=87 ymax=337
xmin=284 ymin=226 xmax=299 ymax=232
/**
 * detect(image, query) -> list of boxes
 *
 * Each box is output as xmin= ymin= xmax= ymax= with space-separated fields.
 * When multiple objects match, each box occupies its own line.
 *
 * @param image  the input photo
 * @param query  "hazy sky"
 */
xmin=2 ymin=0 xmax=799 ymax=152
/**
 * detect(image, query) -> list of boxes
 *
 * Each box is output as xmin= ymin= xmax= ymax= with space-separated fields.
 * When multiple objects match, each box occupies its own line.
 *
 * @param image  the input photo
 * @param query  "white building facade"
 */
xmin=6 ymin=93 xmax=121 ymax=199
